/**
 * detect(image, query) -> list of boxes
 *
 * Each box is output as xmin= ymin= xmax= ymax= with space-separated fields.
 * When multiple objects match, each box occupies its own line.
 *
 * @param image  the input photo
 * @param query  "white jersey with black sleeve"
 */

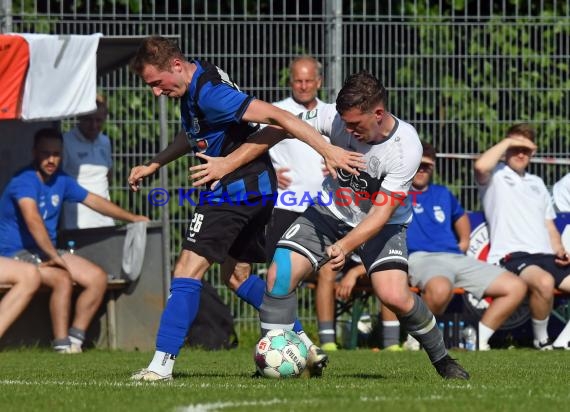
xmin=301 ymin=103 xmax=422 ymax=227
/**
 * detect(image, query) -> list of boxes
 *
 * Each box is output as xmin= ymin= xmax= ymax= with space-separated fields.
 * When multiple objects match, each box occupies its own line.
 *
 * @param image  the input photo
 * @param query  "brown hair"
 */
xmin=505 ymin=123 xmax=536 ymax=142
xmin=336 ymin=71 xmax=387 ymax=115
xmin=421 ymin=140 xmax=437 ymax=162
xmin=33 ymin=128 xmax=63 ymax=148
xmin=129 ymin=36 xmax=185 ymax=76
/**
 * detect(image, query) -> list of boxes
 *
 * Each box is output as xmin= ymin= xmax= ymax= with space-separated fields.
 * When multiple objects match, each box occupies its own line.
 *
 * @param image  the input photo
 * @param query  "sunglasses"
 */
xmin=511 ymin=147 xmax=533 ymax=156
xmin=417 ymin=162 xmax=434 ymax=172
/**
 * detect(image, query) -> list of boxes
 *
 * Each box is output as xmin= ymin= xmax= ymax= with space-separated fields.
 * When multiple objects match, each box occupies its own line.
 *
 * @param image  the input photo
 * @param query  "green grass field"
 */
xmin=0 ymin=348 xmax=568 ymax=412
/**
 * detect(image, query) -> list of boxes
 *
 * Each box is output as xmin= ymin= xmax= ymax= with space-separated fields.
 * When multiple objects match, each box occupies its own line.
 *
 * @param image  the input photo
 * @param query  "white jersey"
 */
xmin=270 ymin=97 xmax=328 ymax=213
xmin=61 ymin=127 xmax=115 ymax=229
xmin=20 ymin=34 xmax=100 ymax=120
xmin=553 ymin=173 xmax=570 ymax=212
xmin=301 ymin=103 xmax=422 ymax=227
xmin=478 ymin=163 xmax=556 ymax=263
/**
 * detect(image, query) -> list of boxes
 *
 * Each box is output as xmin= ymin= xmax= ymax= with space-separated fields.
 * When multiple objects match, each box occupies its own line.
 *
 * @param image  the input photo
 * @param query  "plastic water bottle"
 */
xmin=437 ymin=321 xmax=446 ymax=346
xmin=448 ymin=321 xmax=454 ymax=348
xmin=458 ymin=321 xmax=465 ymax=349
xmin=462 ymin=324 xmax=477 ymax=351
xmin=67 ymin=240 xmax=76 ymax=255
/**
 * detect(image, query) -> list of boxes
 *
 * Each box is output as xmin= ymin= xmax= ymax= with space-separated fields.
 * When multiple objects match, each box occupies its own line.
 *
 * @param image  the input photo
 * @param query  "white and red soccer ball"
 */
xmin=254 ymin=329 xmax=308 ymax=378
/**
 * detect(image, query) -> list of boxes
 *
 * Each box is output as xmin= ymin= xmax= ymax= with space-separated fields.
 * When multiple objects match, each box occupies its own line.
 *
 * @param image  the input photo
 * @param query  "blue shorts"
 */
xmin=499 ymin=252 xmax=569 ymax=288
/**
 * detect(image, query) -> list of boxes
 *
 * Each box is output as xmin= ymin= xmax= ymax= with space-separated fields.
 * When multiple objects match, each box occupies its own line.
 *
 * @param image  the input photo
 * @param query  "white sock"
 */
xmin=69 ymin=335 xmax=83 ymax=348
xmin=531 ymin=317 xmax=550 ymax=343
xmin=553 ymin=321 xmax=570 ymax=348
xmin=296 ymin=330 xmax=314 ymax=348
xmin=147 ymin=351 xmax=176 ymax=376
xmin=478 ymin=322 xmax=495 ymax=348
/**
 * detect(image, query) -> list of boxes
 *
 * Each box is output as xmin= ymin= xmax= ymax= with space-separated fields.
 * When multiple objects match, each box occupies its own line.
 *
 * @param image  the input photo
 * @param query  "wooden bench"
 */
xmin=304 ymin=280 xmax=569 ymax=349
xmin=0 ymin=276 xmax=129 ymax=350
xmin=331 ymin=284 xmax=466 ymax=349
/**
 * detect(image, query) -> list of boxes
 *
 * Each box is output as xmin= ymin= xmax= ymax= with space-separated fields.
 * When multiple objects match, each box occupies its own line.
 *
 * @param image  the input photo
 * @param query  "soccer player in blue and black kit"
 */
xmin=127 ymin=36 xmax=363 ymax=381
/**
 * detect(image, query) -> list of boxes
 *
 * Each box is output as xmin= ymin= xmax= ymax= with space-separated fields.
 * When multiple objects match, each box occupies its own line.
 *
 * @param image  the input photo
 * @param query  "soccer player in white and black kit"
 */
xmin=196 ymin=71 xmax=470 ymax=379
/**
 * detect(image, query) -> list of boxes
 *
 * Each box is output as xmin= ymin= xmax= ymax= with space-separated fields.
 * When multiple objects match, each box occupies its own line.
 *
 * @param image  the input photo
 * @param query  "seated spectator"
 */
xmin=62 ymin=94 xmax=115 ymax=229
xmin=315 ymin=261 xmax=339 ymax=351
xmin=407 ymin=141 xmax=527 ymax=350
xmin=0 ymin=128 xmax=148 ymax=353
xmin=334 ymin=257 xmax=402 ymax=351
xmin=317 ymin=256 xmax=368 ymax=351
xmin=0 ymin=257 xmax=41 ymax=339
xmin=553 ymin=173 xmax=570 ymax=212
xmin=474 ymin=123 xmax=570 ymax=350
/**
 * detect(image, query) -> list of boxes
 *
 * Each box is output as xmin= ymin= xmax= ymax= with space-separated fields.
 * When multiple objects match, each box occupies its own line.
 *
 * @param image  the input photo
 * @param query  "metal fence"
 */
xmin=3 ymin=0 xmax=569 ymax=333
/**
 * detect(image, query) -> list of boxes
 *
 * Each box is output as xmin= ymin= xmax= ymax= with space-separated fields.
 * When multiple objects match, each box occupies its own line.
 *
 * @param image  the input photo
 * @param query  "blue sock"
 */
xmin=235 ymin=274 xmax=303 ymax=333
xmin=235 ymin=275 xmax=265 ymax=308
xmin=156 ymin=278 xmax=202 ymax=356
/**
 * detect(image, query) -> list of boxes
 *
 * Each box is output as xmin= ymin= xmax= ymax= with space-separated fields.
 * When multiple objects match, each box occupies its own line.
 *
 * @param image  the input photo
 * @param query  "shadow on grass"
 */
xmin=173 ymin=371 xmax=252 ymax=379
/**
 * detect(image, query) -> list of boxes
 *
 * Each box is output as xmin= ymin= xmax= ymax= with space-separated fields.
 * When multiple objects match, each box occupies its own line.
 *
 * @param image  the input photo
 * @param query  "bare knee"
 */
xmin=527 ymin=272 xmax=555 ymax=298
xmin=422 ymin=281 xmax=453 ymax=315
xmin=21 ymin=266 xmax=41 ymax=292
xmin=509 ymin=276 xmax=528 ymax=300
xmin=49 ymin=271 xmax=74 ymax=295
xmin=318 ymin=264 xmax=337 ymax=284
xmin=94 ymin=267 xmax=108 ymax=290
xmin=378 ymin=290 xmax=413 ymax=313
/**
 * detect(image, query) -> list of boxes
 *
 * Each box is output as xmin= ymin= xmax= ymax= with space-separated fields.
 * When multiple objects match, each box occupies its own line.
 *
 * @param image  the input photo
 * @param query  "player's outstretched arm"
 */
xmin=188 ymin=126 xmax=287 ymax=186
xmin=129 ymin=131 xmax=190 ymax=191
xmin=243 ymin=100 xmax=365 ymax=178
xmin=189 ymin=102 xmax=365 ymax=186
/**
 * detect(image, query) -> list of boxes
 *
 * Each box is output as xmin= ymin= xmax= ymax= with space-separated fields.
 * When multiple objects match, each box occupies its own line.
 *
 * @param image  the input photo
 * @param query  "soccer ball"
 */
xmin=254 ymin=329 xmax=308 ymax=378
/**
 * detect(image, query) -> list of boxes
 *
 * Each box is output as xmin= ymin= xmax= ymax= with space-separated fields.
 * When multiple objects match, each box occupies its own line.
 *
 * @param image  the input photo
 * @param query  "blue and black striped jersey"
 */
xmin=181 ymin=60 xmax=276 ymax=203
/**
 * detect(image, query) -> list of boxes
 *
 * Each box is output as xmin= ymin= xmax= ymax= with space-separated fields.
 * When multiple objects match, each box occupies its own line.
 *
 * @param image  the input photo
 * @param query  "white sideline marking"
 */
xmin=177 ymin=399 xmax=283 ymax=412
xmin=0 ymin=379 xmax=195 ymax=388
xmin=0 ymin=379 xmax=147 ymax=388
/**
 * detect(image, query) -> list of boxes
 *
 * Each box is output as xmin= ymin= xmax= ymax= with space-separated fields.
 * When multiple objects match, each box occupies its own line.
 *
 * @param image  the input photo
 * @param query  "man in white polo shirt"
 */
xmin=475 ymin=123 xmax=570 ymax=350
xmin=62 ymin=94 xmax=115 ymax=229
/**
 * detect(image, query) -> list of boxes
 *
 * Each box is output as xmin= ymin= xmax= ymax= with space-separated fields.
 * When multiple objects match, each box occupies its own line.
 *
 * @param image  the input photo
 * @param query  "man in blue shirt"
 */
xmin=127 ymin=36 xmax=363 ymax=381
xmin=0 ymin=128 xmax=148 ymax=353
xmin=406 ymin=141 xmax=527 ymax=350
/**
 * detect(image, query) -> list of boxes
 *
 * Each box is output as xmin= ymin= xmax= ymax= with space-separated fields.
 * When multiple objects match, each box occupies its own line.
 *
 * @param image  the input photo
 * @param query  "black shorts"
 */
xmin=499 ymin=252 xmax=570 ymax=288
xmin=182 ymin=198 xmax=274 ymax=263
